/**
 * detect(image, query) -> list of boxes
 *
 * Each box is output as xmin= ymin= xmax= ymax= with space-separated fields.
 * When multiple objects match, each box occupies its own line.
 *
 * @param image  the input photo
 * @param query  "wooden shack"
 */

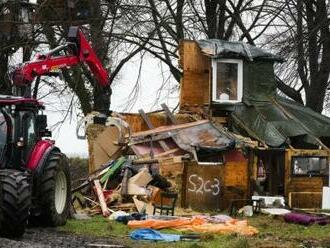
xmin=86 ymin=39 xmax=330 ymax=211
xmin=178 ymin=39 xmax=330 ymax=209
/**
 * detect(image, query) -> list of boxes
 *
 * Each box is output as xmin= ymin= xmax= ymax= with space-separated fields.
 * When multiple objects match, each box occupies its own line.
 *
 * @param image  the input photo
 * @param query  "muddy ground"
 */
xmin=0 ymin=227 xmax=124 ymax=248
xmin=0 ymin=158 xmax=123 ymax=248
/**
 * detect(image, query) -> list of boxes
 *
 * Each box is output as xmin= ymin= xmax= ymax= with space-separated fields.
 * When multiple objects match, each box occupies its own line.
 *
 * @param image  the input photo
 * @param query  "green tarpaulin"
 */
xmin=196 ymin=39 xmax=330 ymax=148
xmin=230 ymin=97 xmax=330 ymax=147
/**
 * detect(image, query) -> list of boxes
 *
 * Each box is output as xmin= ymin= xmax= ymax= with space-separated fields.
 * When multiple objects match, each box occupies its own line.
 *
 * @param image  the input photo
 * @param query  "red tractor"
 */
xmin=0 ymin=27 xmax=110 ymax=237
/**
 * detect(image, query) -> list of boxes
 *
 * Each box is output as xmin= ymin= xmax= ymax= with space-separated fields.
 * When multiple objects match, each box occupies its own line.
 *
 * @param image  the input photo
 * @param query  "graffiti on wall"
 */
xmin=187 ymin=174 xmax=221 ymax=196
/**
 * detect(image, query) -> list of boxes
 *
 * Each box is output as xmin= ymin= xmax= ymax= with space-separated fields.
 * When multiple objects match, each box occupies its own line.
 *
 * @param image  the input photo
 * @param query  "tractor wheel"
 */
xmin=0 ymin=170 xmax=31 ymax=238
xmin=33 ymin=152 xmax=71 ymax=226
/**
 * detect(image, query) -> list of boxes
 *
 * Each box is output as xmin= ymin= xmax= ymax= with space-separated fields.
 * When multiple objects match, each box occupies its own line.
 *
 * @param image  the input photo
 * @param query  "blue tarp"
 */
xmin=130 ymin=228 xmax=181 ymax=242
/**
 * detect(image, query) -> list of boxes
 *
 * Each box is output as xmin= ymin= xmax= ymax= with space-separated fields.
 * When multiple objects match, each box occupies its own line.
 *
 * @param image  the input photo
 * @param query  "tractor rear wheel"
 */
xmin=0 ymin=170 xmax=31 ymax=238
xmin=33 ymin=152 xmax=71 ymax=226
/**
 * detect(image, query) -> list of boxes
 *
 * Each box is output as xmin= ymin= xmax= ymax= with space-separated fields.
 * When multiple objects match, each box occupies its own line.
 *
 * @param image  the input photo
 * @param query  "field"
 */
xmin=59 ymin=215 xmax=330 ymax=248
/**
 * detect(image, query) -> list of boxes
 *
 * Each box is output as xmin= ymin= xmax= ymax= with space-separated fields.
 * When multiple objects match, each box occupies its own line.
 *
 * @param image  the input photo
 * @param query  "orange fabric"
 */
xmin=178 ymin=219 xmax=258 ymax=236
xmin=128 ymin=217 xmax=206 ymax=229
xmin=128 ymin=217 xmax=258 ymax=236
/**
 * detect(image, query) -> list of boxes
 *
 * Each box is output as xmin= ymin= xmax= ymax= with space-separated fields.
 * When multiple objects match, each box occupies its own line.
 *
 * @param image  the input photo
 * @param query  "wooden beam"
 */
xmin=161 ymin=103 xmax=178 ymax=124
xmin=131 ymin=120 xmax=209 ymax=138
xmin=138 ymin=109 xmax=170 ymax=151
xmin=94 ymin=180 xmax=110 ymax=217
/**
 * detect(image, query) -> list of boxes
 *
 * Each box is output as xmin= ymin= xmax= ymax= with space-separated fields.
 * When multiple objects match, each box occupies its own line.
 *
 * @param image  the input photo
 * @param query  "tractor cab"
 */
xmin=0 ymin=95 xmax=49 ymax=169
xmin=0 ymin=94 xmax=70 ymax=238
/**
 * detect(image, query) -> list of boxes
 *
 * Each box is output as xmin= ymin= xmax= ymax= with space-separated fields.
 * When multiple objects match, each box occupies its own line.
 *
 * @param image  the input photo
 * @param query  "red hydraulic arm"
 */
xmin=11 ymin=26 xmax=110 ymax=88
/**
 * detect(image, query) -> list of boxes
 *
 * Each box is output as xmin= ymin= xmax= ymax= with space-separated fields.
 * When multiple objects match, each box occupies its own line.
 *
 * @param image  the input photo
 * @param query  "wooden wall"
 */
xmin=222 ymin=150 xmax=249 ymax=209
xmin=285 ymin=149 xmax=330 ymax=209
xmin=179 ymin=40 xmax=211 ymax=111
xmin=182 ymin=149 xmax=249 ymax=211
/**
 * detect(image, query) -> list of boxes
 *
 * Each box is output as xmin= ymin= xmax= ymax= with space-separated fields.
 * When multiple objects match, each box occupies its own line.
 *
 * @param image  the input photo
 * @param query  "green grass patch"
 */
xmin=59 ymin=215 xmax=330 ymax=247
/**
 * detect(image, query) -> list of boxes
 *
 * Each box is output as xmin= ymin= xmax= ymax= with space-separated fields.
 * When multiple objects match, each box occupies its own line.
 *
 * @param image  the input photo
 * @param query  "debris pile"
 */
xmin=73 ymin=103 xmax=238 ymax=216
xmin=72 ymin=156 xmax=174 ymax=217
xmin=72 ymin=104 xmax=261 ymax=239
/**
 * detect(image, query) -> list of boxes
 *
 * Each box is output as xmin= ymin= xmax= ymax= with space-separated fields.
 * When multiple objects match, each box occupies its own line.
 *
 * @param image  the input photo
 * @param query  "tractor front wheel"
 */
xmin=33 ymin=152 xmax=71 ymax=226
xmin=0 ymin=170 xmax=31 ymax=238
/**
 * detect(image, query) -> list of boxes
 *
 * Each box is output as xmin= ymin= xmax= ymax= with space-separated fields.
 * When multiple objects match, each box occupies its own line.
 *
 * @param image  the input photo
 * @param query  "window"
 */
xmin=212 ymin=59 xmax=243 ymax=103
xmin=23 ymin=113 xmax=36 ymax=160
xmin=292 ymin=156 xmax=328 ymax=176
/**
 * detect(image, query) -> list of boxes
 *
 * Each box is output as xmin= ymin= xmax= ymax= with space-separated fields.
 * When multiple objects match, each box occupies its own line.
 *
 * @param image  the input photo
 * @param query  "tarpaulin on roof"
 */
xmin=231 ymin=97 xmax=330 ymax=148
xmin=242 ymin=62 xmax=277 ymax=104
xmin=197 ymin=39 xmax=283 ymax=62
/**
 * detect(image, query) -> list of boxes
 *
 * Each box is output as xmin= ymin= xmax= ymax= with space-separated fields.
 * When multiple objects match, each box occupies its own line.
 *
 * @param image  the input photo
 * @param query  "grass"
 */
xmin=59 ymin=215 xmax=330 ymax=248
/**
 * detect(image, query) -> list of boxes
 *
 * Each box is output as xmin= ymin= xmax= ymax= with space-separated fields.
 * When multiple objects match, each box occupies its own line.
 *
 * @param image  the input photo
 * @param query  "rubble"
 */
xmin=71 ymin=103 xmax=261 ymax=237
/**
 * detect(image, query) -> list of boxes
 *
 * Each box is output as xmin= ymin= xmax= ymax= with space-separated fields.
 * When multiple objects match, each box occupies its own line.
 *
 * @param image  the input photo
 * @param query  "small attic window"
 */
xmin=212 ymin=59 xmax=243 ymax=103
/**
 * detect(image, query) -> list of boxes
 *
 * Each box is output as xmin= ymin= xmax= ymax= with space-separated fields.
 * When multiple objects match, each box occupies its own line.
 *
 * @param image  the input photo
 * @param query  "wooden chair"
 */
xmin=153 ymin=191 xmax=178 ymax=216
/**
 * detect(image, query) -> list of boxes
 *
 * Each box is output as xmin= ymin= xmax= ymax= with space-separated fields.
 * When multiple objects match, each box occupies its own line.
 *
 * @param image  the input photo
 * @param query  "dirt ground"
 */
xmin=0 ymin=227 xmax=122 ymax=248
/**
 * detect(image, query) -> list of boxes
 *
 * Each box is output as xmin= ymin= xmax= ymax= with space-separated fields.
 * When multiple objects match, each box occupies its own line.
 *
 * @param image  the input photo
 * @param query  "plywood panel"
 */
xmin=183 ymin=150 xmax=249 ymax=211
xmin=289 ymin=192 xmax=322 ymax=209
xmin=179 ymin=40 xmax=211 ymax=108
xmin=180 ymin=72 xmax=210 ymax=106
xmin=287 ymin=178 xmax=324 ymax=192
xmin=184 ymin=164 xmax=224 ymax=211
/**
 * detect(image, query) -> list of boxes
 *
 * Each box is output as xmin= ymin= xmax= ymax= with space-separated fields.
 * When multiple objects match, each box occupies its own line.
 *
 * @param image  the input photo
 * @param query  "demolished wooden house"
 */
xmin=87 ymin=39 xmax=330 ymax=211
xmin=179 ymin=39 xmax=330 ymax=209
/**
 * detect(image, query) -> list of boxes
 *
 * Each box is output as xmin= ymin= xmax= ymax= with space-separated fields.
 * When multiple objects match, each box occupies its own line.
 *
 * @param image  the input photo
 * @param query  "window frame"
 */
xmin=291 ymin=156 xmax=329 ymax=177
xmin=212 ymin=58 xmax=243 ymax=103
xmin=22 ymin=112 xmax=37 ymax=162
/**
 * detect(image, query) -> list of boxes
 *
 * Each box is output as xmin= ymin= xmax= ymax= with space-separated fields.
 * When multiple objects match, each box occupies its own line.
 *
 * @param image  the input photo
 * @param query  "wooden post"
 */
xmin=94 ymin=180 xmax=110 ymax=217
xmin=161 ymin=103 xmax=178 ymax=125
xmin=138 ymin=109 xmax=170 ymax=151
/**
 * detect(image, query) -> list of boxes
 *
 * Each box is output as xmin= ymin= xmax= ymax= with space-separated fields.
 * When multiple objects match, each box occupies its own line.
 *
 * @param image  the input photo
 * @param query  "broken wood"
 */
xmin=138 ymin=109 xmax=170 ymax=152
xmin=83 ymin=196 xmax=114 ymax=213
xmin=132 ymin=158 xmax=159 ymax=165
xmin=161 ymin=103 xmax=178 ymax=125
xmin=131 ymin=120 xmax=209 ymax=138
xmin=72 ymin=162 xmax=113 ymax=193
xmin=94 ymin=180 xmax=110 ymax=217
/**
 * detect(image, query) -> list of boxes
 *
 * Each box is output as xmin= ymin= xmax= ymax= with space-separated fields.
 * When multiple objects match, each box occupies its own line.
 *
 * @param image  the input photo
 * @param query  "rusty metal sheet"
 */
xmin=184 ymin=164 xmax=224 ymax=211
xmin=130 ymin=120 xmax=235 ymax=157
xmin=174 ymin=122 xmax=234 ymax=153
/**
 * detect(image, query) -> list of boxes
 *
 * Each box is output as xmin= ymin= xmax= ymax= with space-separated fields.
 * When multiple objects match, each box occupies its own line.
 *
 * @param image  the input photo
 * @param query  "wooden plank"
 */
xmin=161 ymin=103 xmax=178 ymax=124
xmin=138 ymin=109 xmax=154 ymax=129
xmin=138 ymin=109 xmax=170 ymax=152
xmin=94 ymin=180 xmax=110 ymax=217
xmin=289 ymin=192 xmax=322 ymax=209
xmin=131 ymin=120 xmax=209 ymax=138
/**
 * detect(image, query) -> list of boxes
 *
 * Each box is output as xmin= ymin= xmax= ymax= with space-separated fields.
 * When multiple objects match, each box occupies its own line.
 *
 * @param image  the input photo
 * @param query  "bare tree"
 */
xmin=115 ymin=0 xmax=283 ymax=85
xmin=269 ymin=0 xmax=330 ymax=113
